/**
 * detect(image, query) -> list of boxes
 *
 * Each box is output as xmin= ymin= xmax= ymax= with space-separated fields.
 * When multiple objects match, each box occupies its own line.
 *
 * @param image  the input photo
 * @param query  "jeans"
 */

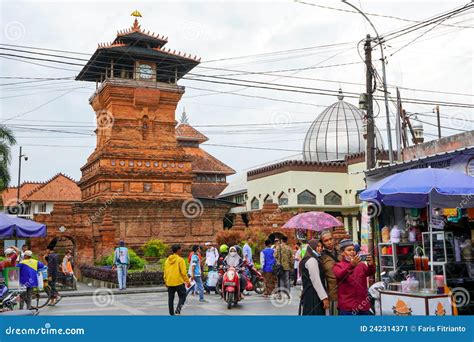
xmin=339 ymin=309 xmax=372 ymax=316
xmin=194 ymin=276 xmax=204 ymax=301
xmin=116 ymin=264 xmax=128 ymax=289
xmin=278 ymin=270 xmax=291 ymax=297
xmin=168 ymin=284 xmax=187 ymax=315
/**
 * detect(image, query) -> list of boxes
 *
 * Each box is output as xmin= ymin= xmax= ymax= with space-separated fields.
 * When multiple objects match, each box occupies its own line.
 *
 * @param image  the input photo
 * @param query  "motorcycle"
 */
xmin=221 ymin=266 xmax=243 ymax=309
xmin=0 ymin=283 xmax=25 ymax=312
xmin=242 ymin=261 xmax=265 ymax=295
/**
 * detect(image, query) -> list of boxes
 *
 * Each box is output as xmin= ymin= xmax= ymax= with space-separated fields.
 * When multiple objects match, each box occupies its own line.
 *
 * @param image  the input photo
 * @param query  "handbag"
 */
xmin=272 ymin=247 xmax=284 ymax=277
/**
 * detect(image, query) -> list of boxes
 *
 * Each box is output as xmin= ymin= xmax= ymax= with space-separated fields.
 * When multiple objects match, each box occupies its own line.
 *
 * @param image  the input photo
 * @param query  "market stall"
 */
xmin=0 ymin=213 xmax=47 ymax=288
xmin=360 ymin=168 xmax=474 ymax=316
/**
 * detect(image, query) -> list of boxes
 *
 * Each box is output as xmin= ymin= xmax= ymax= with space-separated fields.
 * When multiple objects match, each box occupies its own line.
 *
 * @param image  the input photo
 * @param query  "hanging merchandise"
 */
xmin=390 ymin=225 xmax=401 ymax=243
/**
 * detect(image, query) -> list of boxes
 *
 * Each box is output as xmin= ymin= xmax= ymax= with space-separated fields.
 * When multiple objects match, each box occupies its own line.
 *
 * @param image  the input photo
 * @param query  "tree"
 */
xmin=0 ymin=125 xmax=17 ymax=192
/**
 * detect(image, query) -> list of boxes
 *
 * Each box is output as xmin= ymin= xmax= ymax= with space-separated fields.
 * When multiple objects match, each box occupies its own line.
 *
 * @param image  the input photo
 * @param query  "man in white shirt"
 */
xmin=204 ymin=242 xmax=218 ymax=271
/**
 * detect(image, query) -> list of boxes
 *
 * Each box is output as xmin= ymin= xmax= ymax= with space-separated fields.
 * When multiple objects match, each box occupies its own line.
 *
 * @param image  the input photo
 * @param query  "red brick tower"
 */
xmin=76 ymin=17 xmax=201 ymax=203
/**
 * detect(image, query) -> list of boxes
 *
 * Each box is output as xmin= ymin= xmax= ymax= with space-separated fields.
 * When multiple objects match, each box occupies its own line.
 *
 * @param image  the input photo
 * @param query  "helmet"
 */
xmin=219 ymin=244 xmax=228 ymax=254
xmin=4 ymin=248 xmax=14 ymax=255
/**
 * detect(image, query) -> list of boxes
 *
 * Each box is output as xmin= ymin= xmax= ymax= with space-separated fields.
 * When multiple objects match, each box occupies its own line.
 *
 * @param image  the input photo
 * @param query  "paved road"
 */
xmin=39 ymin=288 xmax=302 ymax=316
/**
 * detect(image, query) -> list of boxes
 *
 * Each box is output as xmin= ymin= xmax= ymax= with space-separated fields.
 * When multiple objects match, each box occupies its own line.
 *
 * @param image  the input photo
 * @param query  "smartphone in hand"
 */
xmin=359 ymin=254 xmax=368 ymax=261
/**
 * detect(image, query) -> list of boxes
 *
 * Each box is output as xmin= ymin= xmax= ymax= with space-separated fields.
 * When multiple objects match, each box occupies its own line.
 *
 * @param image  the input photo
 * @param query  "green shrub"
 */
xmin=97 ymin=249 xmax=146 ymax=270
xmin=142 ymin=239 xmax=169 ymax=259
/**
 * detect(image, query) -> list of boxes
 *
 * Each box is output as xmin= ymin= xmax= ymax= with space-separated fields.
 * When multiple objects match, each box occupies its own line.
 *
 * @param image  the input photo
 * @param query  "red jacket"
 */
xmin=333 ymin=258 xmax=376 ymax=312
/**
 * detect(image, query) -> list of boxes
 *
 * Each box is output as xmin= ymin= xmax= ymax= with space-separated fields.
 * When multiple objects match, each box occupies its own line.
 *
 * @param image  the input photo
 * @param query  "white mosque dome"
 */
xmin=303 ymin=89 xmax=384 ymax=162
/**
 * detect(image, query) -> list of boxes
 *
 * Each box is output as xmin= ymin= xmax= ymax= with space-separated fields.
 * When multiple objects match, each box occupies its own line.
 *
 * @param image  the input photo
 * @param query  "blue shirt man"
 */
xmin=243 ymin=239 xmax=253 ymax=266
xmin=190 ymin=245 xmax=207 ymax=303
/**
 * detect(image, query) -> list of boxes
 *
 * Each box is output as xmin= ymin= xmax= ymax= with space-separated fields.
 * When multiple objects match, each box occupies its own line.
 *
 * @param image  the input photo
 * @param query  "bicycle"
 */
xmin=29 ymin=281 xmax=52 ymax=309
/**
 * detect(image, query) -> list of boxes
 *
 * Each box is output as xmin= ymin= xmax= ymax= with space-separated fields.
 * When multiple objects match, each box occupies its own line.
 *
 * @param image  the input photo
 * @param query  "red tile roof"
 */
xmin=1 ymin=182 xmax=42 ymax=206
xmin=176 ymin=123 xmax=208 ymax=143
xmin=24 ymin=174 xmax=81 ymax=202
xmin=183 ymin=146 xmax=235 ymax=175
xmin=192 ymin=183 xmax=229 ymax=198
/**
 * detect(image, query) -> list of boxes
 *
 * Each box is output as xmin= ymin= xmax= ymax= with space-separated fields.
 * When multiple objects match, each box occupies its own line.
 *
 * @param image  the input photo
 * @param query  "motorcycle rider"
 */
xmin=223 ymin=246 xmax=247 ymax=299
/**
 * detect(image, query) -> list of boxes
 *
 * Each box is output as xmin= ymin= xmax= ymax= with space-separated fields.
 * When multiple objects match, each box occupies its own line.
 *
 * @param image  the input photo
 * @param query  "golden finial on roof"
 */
xmin=131 ymin=10 xmax=142 ymax=17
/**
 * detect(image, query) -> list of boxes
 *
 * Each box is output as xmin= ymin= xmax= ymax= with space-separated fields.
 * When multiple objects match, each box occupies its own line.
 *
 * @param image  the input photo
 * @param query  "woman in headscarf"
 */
xmin=223 ymin=246 xmax=246 ymax=298
xmin=299 ymin=239 xmax=329 ymax=315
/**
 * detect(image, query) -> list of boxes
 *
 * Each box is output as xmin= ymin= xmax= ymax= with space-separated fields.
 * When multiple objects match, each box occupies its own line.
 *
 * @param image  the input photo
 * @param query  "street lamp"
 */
xmin=341 ymin=0 xmax=394 ymax=164
xmin=16 ymin=146 xmax=28 ymax=216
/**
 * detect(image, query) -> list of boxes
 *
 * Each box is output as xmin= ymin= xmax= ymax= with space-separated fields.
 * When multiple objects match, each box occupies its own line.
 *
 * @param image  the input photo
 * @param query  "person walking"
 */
xmin=299 ymin=239 xmax=329 ymax=315
xmin=242 ymin=238 xmax=253 ymax=266
xmin=114 ymin=240 xmax=130 ymax=291
xmin=44 ymin=247 xmax=61 ymax=306
xmin=18 ymin=250 xmax=45 ymax=310
xmin=261 ymin=239 xmax=276 ymax=297
xmin=333 ymin=239 xmax=375 ymax=315
xmin=164 ymin=244 xmax=190 ymax=315
xmin=204 ymin=242 xmax=218 ymax=271
xmin=293 ymin=242 xmax=302 ymax=286
xmin=274 ymin=236 xmax=293 ymax=298
xmin=190 ymin=245 xmax=207 ymax=303
xmin=319 ymin=230 xmax=340 ymax=315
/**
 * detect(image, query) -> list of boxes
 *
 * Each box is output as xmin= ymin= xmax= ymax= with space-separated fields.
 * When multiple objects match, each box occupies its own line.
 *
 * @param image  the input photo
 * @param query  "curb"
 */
xmin=60 ymin=287 xmax=167 ymax=297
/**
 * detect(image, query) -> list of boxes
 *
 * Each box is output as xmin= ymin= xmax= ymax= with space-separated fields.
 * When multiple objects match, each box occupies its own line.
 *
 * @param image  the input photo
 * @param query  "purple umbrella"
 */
xmin=0 ymin=213 xmax=47 ymax=238
xmin=282 ymin=211 xmax=343 ymax=232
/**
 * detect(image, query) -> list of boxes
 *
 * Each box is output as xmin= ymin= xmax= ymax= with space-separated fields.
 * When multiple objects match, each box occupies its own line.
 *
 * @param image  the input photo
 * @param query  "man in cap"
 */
xmin=319 ymin=230 xmax=340 ymax=315
xmin=204 ymin=242 xmax=218 ymax=271
xmin=18 ymin=250 xmax=45 ymax=309
xmin=333 ymin=239 xmax=375 ymax=315
xmin=299 ymin=239 xmax=329 ymax=315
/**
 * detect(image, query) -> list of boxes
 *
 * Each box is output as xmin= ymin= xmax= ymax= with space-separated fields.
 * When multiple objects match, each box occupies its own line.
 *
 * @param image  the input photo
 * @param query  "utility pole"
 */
xmin=341 ymin=0 xmax=394 ymax=164
xmin=436 ymin=105 xmax=441 ymax=139
xmin=396 ymin=88 xmax=403 ymax=161
xmin=16 ymin=146 xmax=27 ymax=217
xmin=365 ymin=35 xmax=376 ymax=170
xmin=364 ymin=35 xmax=376 ymax=285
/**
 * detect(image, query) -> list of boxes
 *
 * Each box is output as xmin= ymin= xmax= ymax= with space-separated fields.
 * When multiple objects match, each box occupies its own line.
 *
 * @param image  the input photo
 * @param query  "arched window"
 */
xmin=264 ymin=195 xmax=273 ymax=204
xmin=250 ymin=197 xmax=259 ymax=210
xmin=278 ymin=192 xmax=289 ymax=205
xmin=324 ymin=191 xmax=342 ymax=205
xmin=297 ymin=190 xmax=316 ymax=205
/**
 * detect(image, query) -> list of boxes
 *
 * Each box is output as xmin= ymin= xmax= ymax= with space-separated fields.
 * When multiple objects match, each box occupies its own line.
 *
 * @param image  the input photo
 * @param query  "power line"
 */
xmin=295 ymin=0 xmax=474 ymax=29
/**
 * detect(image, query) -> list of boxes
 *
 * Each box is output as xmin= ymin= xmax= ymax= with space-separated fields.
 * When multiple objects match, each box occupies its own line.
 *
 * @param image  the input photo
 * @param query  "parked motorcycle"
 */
xmin=221 ymin=266 xmax=243 ymax=309
xmin=242 ymin=261 xmax=265 ymax=295
xmin=0 ymin=283 xmax=25 ymax=312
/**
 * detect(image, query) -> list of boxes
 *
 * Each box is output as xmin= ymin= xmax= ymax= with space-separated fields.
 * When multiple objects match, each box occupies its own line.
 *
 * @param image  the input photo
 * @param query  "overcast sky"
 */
xmin=0 ymin=0 xmax=472 ymax=188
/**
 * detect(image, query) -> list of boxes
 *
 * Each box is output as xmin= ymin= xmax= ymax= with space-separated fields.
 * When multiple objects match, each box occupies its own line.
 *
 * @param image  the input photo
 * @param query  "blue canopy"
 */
xmin=0 ymin=213 xmax=47 ymax=238
xmin=359 ymin=168 xmax=474 ymax=208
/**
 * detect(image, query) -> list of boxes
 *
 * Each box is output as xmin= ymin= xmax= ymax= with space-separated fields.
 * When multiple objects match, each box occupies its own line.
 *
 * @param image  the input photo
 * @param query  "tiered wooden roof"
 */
xmin=76 ymin=18 xmax=200 ymax=82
